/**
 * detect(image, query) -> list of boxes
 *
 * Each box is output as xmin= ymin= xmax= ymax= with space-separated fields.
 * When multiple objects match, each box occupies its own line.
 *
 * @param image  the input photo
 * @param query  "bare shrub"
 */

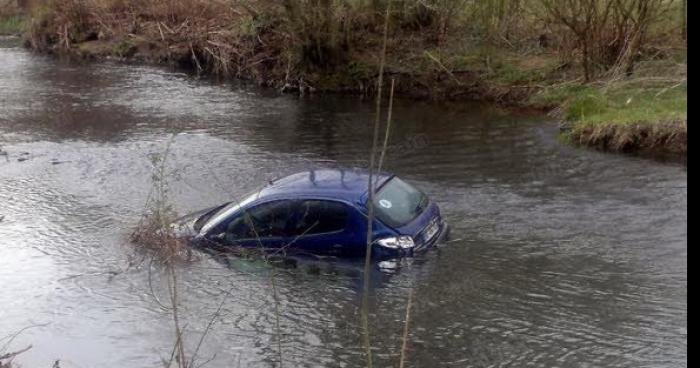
xmin=541 ymin=0 xmax=670 ymax=81
xmin=130 ymin=137 xmax=193 ymax=264
xmin=281 ymin=0 xmax=352 ymax=68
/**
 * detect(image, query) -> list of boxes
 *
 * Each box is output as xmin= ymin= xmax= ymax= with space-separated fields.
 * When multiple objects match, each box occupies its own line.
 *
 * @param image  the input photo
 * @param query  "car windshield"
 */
xmin=199 ymin=189 xmax=261 ymax=234
xmin=372 ymin=177 xmax=428 ymax=228
xmin=193 ymin=202 xmax=230 ymax=233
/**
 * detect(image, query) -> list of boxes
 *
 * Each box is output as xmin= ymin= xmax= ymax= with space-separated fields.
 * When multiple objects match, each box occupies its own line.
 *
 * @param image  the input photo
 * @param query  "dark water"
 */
xmin=0 ymin=37 xmax=687 ymax=367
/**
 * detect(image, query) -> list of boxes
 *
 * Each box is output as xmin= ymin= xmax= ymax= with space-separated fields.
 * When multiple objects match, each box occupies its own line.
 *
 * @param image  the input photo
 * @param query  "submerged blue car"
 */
xmin=176 ymin=169 xmax=449 ymax=258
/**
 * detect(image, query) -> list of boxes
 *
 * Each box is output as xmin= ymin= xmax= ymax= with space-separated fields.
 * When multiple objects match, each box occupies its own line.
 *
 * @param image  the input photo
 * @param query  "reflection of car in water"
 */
xmin=174 ymin=169 xmax=449 ymax=258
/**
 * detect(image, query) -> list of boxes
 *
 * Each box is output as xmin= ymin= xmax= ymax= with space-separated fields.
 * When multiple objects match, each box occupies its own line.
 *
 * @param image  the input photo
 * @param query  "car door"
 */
xmin=219 ymin=199 xmax=296 ymax=249
xmin=287 ymin=199 xmax=361 ymax=256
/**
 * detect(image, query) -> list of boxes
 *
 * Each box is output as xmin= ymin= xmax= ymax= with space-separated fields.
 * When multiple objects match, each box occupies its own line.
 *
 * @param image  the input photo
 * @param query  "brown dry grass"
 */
xmin=129 ymin=136 xmax=195 ymax=264
xmin=0 ymin=0 xmax=20 ymax=16
xmin=130 ymin=216 xmax=193 ymax=263
xmin=27 ymin=0 xmax=288 ymax=83
xmin=569 ymin=119 xmax=686 ymax=155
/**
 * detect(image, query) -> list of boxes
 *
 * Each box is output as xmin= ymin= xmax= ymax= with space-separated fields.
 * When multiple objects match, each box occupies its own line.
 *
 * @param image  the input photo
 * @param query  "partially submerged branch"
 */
xmin=0 ymin=345 xmax=32 ymax=366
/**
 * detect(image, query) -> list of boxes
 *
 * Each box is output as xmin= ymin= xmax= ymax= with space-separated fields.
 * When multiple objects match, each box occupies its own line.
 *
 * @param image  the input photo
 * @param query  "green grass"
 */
xmin=0 ymin=15 xmax=25 ymax=35
xmin=531 ymin=76 xmax=687 ymax=128
xmin=450 ymin=44 xmax=561 ymax=85
xmin=565 ymin=82 xmax=686 ymax=126
xmin=558 ymin=81 xmax=687 ymax=155
xmin=529 ymin=83 xmax=591 ymax=107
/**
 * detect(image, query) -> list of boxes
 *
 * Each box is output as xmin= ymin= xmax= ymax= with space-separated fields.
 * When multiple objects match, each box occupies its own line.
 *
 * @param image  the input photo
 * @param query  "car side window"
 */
xmin=225 ymin=200 xmax=295 ymax=240
xmin=292 ymin=200 xmax=348 ymax=236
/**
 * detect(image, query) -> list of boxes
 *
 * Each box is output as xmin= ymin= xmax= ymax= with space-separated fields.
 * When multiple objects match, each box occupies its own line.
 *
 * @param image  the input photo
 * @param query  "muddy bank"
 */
xmin=28 ymin=36 xmax=544 ymax=108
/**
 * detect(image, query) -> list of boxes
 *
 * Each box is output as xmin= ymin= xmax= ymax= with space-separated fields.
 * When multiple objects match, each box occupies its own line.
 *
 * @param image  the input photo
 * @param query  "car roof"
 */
xmin=257 ymin=168 xmax=393 ymax=205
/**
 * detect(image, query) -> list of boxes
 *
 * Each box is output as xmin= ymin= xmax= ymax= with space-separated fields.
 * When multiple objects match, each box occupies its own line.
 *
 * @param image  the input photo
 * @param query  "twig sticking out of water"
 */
xmin=0 ymin=347 xmax=25 ymax=367
xmin=0 ymin=323 xmax=49 ymax=354
xmin=0 ymin=345 xmax=32 ymax=365
xmin=377 ymin=79 xmax=395 ymax=175
xmin=137 ymin=145 xmax=291 ymax=368
xmin=130 ymin=135 xmax=193 ymax=263
xmin=129 ymin=135 xmax=192 ymax=368
xmin=398 ymin=289 xmax=414 ymax=368
xmin=362 ymin=2 xmax=393 ymax=368
xmin=197 ymin=165 xmax=287 ymax=368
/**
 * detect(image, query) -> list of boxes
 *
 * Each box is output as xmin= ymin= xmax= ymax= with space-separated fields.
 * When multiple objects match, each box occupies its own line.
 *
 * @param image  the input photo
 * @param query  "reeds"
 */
xmin=569 ymin=119 xmax=687 ymax=154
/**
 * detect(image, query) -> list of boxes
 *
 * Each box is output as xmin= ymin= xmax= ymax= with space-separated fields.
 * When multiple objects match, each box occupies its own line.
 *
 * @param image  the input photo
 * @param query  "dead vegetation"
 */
xmin=0 ymin=346 xmax=30 ymax=368
xmin=568 ymin=119 xmax=687 ymax=156
xmin=127 ymin=136 xmax=207 ymax=368
xmin=130 ymin=137 xmax=193 ymax=263
xmin=128 ymin=135 xmax=289 ymax=368
xmin=0 ymin=0 xmax=24 ymax=35
xmin=1 ymin=323 xmax=55 ymax=368
xmin=20 ymin=0 xmax=686 ymax=103
xmin=540 ymin=0 xmax=674 ymax=81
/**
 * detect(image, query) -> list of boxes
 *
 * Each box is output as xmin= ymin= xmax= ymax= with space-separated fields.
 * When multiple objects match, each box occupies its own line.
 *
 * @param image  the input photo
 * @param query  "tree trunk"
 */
xmin=582 ymin=39 xmax=591 ymax=82
xmin=623 ymin=29 xmax=643 ymax=76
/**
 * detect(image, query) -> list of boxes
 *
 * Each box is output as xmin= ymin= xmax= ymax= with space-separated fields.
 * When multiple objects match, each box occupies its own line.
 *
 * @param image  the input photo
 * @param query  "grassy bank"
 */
xmin=0 ymin=0 xmax=24 ymax=35
xmin=0 ymin=14 xmax=23 ymax=34
xmin=15 ymin=0 xmax=689 ymax=158
xmin=562 ymin=83 xmax=686 ymax=156
xmin=533 ymin=55 xmax=687 ymax=156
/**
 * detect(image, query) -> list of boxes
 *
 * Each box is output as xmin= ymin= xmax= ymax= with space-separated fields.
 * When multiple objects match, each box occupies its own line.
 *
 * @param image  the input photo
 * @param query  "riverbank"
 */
xmin=0 ymin=14 xmax=22 ymax=34
xmin=558 ymin=83 xmax=687 ymax=158
xmin=0 ymin=0 xmax=23 ymax=35
xmin=6 ymin=0 xmax=687 ymax=158
xmin=534 ymin=59 xmax=687 ymax=158
xmin=0 ymin=22 xmax=690 ymax=368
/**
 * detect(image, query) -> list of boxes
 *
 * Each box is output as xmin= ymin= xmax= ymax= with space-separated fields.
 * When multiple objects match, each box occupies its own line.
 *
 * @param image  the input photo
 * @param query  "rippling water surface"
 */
xmin=0 ymin=37 xmax=687 ymax=367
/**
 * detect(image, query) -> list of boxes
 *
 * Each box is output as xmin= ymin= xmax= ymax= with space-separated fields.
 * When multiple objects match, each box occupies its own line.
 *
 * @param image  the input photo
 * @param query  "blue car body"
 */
xmin=178 ymin=169 xmax=449 ymax=258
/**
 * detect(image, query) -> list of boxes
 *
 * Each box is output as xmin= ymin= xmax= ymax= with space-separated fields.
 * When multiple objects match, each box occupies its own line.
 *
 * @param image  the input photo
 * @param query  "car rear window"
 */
xmin=372 ymin=177 xmax=427 ymax=228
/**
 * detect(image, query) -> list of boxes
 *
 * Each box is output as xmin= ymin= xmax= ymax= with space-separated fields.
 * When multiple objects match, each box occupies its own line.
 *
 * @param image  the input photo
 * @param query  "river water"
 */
xmin=0 ymin=37 xmax=687 ymax=367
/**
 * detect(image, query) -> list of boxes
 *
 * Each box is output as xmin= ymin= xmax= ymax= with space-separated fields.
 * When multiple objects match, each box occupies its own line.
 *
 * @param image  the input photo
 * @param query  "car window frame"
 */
xmin=199 ymin=189 xmax=261 ymax=236
xmin=218 ymin=199 xmax=298 ymax=241
xmin=291 ymin=198 xmax=351 ymax=238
